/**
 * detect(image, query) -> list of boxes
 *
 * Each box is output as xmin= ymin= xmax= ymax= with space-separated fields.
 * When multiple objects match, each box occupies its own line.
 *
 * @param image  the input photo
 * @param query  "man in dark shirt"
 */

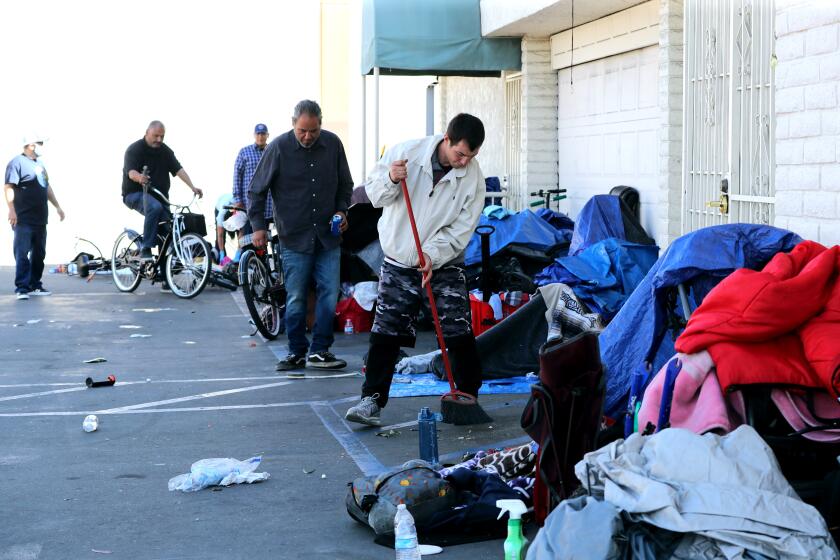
xmin=4 ymin=135 xmax=65 ymax=299
xmin=248 ymin=100 xmax=353 ymax=371
xmin=122 ymin=121 xmax=203 ymax=260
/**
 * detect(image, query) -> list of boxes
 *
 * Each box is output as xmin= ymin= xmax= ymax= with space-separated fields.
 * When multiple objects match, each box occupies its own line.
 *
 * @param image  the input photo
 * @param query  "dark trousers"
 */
xmin=13 ymin=223 xmax=47 ymax=293
xmin=364 ymin=332 xmax=482 ymax=409
xmin=363 ymin=261 xmax=482 ymax=408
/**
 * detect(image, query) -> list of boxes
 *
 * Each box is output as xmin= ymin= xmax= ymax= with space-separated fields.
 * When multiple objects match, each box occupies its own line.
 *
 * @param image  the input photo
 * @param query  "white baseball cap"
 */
xmin=22 ymin=134 xmax=48 ymax=147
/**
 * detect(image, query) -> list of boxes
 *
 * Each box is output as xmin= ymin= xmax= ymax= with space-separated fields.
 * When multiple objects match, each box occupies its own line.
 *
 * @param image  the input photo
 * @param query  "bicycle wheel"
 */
xmin=240 ymin=250 xmax=283 ymax=340
xmin=165 ymin=232 xmax=211 ymax=299
xmin=111 ymin=231 xmax=143 ymax=292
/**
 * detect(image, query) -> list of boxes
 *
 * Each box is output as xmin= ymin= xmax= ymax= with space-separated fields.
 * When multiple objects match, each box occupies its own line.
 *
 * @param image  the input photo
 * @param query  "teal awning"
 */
xmin=361 ymin=0 xmax=521 ymax=77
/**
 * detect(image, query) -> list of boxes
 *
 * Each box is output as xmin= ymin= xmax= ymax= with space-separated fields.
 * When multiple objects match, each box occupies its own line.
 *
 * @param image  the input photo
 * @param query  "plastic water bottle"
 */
xmin=394 ymin=504 xmax=421 ymax=560
xmin=68 ymin=263 xmax=78 ymax=276
xmin=344 ymin=318 xmax=354 ymax=335
xmin=418 ymin=407 xmax=439 ymax=465
xmin=82 ymin=415 xmax=99 ymax=432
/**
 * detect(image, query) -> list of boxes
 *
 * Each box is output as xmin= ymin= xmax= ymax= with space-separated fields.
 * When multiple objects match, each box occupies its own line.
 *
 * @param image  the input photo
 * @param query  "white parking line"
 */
xmin=95 ymin=381 xmax=294 ymax=413
xmin=0 ymin=386 xmax=88 ymax=402
xmin=0 ymin=396 xmax=359 ymax=418
xmin=0 ymin=376 xmax=289 ymax=389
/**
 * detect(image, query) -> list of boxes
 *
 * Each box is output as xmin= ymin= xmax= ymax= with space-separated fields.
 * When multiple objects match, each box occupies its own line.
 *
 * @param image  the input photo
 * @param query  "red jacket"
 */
xmin=676 ymin=241 xmax=840 ymax=397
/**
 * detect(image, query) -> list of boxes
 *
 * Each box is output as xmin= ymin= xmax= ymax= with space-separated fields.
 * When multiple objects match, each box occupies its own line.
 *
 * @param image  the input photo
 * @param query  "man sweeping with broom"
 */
xmin=345 ymin=113 xmax=491 ymax=427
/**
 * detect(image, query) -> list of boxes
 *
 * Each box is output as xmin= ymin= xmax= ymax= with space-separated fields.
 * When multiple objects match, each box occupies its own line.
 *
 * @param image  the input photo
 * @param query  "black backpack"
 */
xmin=345 ymin=461 xmax=456 ymax=536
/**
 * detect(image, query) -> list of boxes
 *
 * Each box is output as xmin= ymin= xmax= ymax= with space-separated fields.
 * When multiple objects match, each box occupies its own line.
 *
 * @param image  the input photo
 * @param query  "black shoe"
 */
xmin=139 ymin=248 xmax=154 ymax=261
xmin=275 ymin=353 xmax=306 ymax=371
xmin=306 ymin=351 xmax=347 ymax=369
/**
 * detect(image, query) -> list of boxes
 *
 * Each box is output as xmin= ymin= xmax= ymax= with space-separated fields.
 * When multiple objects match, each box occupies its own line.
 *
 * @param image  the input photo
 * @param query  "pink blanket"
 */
xmin=638 ymin=351 xmax=745 ymax=435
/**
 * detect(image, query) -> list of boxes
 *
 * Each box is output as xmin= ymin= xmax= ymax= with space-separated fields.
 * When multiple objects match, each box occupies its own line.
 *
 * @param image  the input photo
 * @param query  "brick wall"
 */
xmin=659 ymin=0 xmax=684 ymax=245
xmin=521 ymin=37 xmax=560 ymax=211
xmin=775 ymin=0 xmax=840 ymax=244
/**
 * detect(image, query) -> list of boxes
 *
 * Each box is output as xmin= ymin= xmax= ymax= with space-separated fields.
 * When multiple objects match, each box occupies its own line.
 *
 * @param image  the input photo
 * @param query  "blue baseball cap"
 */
xmin=254 ymin=123 xmax=268 ymax=134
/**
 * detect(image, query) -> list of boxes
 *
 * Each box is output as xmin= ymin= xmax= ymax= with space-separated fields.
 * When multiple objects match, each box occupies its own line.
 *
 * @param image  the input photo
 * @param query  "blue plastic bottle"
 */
xmin=418 ymin=407 xmax=439 ymax=465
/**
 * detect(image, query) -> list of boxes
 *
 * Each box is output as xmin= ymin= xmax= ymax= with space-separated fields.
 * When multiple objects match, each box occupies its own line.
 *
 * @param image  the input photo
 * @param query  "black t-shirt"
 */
xmin=122 ymin=139 xmax=182 ymax=199
xmin=4 ymin=154 xmax=50 ymax=225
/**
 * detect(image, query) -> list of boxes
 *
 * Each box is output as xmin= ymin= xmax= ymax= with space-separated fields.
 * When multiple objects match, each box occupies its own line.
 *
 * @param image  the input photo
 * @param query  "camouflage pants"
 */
xmin=371 ymin=260 xmax=471 ymax=346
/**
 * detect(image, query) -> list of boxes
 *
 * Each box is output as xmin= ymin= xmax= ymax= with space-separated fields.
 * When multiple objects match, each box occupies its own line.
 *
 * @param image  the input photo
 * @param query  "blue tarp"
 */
xmin=535 ymin=238 xmax=659 ymax=319
xmin=569 ymin=196 xmax=625 ymax=255
xmin=362 ymin=0 xmax=521 ymax=76
xmin=465 ymin=211 xmax=572 ymax=266
xmin=535 ymin=208 xmax=575 ymax=232
xmin=389 ymin=373 xmax=536 ymax=398
xmin=599 ymin=224 xmax=803 ymax=418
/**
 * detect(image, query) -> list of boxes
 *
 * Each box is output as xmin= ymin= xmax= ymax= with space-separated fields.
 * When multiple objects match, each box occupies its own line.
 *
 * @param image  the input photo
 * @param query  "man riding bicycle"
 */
xmin=122 ymin=120 xmax=203 ymax=260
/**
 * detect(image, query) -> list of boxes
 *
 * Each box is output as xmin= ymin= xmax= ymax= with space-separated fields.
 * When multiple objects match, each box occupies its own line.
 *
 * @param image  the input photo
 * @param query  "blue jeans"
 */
xmin=13 ymin=223 xmax=47 ymax=294
xmin=281 ymin=244 xmax=340 ymax=356
xmin=123 ymin=192 xmax=169 ymax=250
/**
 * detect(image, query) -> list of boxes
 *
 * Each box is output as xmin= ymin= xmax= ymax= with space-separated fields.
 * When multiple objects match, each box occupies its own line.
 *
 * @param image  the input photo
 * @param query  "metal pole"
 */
xmin=426 ymin=82 xmax=436 ymax=136
xmin=361 ymin=73 xmax=367 ymax=179
xmin=373 ymin=66 xmax=380 ymax=159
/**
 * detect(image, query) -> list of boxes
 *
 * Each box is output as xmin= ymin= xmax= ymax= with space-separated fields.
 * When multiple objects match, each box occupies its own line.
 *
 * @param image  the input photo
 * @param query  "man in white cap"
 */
xmin=4 ymin=135 xmax=65 ymax=300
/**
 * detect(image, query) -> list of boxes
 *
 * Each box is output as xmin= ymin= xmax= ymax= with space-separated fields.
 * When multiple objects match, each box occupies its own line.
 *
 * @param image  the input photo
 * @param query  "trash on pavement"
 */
xmin=86 ymin=375 xmax=116 ymax=388
xmin=132 ymin=307 xmax=175 ymax=313
xmin=82 ymin=415 xmax=99 ymax=432
xmin=119 ymin=325 xmax=142 ymax=329
xmin=168 ymin=456 xmax=269 ymax=492
xmin=84 ymin=357 xmax=107 ymax=364
xmin=129 ymin=334 xmax=152 ymax=338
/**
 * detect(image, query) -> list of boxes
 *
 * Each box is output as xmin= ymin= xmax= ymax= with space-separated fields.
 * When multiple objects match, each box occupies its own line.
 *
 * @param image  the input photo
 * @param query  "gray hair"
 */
xmin=147 ymin=120 xmax=165 ymax=131
xmin=292 ymin=100 xmax=322 ymax=124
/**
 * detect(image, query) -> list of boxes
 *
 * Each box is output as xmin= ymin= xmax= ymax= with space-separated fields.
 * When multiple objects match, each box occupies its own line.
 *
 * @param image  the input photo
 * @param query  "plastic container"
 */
xmin=344 ymin=318 xmax=354 ymax=335
xmin=82 ymin=415 xmax=99 ymax=432
xmin=394 ymin=504 xmax=421 ymax=560
xmin=68 ymin=263 xmax=78 ymax=276
xmin=418 ymin=407 xmax=439 ymax=465
xmin=496 ymin=499 xmax=529 ymax=560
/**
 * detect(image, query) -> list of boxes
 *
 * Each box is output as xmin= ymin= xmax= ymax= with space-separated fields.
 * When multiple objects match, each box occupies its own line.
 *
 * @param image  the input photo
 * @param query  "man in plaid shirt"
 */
xmin=232 ymin=123 xmax=272 ymax=234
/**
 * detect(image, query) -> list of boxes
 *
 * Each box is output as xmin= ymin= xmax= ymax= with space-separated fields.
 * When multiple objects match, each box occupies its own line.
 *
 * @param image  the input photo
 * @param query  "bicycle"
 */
xmin=111 ymin=174 xmax=212 ymax=299
xmin=529 ymin=188 xmax=567 ymax=212
xmin=237 ymin=221 xmax=286 ymax=339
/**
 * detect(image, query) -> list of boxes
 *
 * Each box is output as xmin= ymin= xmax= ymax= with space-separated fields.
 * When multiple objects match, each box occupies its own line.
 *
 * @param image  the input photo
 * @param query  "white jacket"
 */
xmin=364 ymin=135 xmax=485 ymax=270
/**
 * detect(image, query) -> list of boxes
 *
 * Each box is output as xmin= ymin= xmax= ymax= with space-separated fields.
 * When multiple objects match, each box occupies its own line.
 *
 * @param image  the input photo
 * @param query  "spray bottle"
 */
xmin=496 ymin=499 xmax=528 ymax=560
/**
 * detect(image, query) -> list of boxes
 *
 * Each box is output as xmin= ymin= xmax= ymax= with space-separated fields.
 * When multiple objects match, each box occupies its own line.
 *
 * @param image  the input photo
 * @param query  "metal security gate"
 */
xmin=505 ymin=73 xmax=523 ymax=210
xmin=682 ymin=0 xmax=775 ymax=232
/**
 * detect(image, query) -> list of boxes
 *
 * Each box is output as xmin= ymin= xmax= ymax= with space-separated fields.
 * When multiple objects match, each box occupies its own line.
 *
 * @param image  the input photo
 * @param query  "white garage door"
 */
xmin=557 ymin=45 xmax=661 ymax=245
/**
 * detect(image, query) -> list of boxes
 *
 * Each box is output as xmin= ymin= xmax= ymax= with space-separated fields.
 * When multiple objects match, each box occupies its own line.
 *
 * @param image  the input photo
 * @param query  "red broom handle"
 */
xmin=400 ymin=179 xmax=457 ymax=392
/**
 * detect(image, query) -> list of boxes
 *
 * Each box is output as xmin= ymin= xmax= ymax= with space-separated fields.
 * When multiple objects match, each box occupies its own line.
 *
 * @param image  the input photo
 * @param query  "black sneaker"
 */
xmin=275 ymin=353 xmax=306 ymax=371
xmin=29 ymin=287 xmax=51 ymax=296
xmin=306 ymin=351 xmax=347 ymax=369
xmin=139 ymin=248 xmax=154 ymax=261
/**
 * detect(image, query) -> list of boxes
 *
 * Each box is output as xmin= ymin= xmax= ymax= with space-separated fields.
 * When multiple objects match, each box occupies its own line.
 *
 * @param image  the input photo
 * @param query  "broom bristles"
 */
xmin=441 ymin=397 xmax=493 ymax=425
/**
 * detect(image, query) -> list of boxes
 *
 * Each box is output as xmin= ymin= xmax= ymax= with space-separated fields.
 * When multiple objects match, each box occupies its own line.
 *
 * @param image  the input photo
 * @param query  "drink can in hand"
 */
xmin=330 ymin=214 xmax=342 ymax=236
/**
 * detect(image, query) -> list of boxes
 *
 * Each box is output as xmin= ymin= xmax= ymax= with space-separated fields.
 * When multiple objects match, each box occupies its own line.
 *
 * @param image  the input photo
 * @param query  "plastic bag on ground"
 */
xmin=168 ymin=456 xmax=269 ymax=492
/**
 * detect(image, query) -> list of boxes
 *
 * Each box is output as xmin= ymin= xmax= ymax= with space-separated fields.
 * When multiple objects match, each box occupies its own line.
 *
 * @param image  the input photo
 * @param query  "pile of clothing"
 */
xmin=528 ymin=427 xmax=838 ymax=559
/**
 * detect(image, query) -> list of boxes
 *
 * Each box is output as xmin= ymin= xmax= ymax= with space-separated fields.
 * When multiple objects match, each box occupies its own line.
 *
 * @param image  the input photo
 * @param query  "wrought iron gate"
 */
xmin=682 ymin=0 xmax=775 ymax=232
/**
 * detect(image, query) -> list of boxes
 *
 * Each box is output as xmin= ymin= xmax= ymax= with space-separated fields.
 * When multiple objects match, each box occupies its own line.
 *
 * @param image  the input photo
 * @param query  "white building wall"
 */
xmin=775 ymin=0 xmax=840 ymax=245
xmin=557 ymin=45 xmax=663 ymax=244
xmin=437 ymin=76 xmax=507 ymax=180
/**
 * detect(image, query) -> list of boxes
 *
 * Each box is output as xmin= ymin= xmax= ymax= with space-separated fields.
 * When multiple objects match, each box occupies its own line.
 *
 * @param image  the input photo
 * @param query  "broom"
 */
xmin=400 ymin=179 xmax=492 ymax=425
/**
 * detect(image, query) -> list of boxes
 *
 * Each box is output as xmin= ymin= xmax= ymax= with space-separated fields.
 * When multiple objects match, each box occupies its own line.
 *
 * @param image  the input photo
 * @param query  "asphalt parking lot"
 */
xmin=0 ymin=268 xmax=530 ymax=559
